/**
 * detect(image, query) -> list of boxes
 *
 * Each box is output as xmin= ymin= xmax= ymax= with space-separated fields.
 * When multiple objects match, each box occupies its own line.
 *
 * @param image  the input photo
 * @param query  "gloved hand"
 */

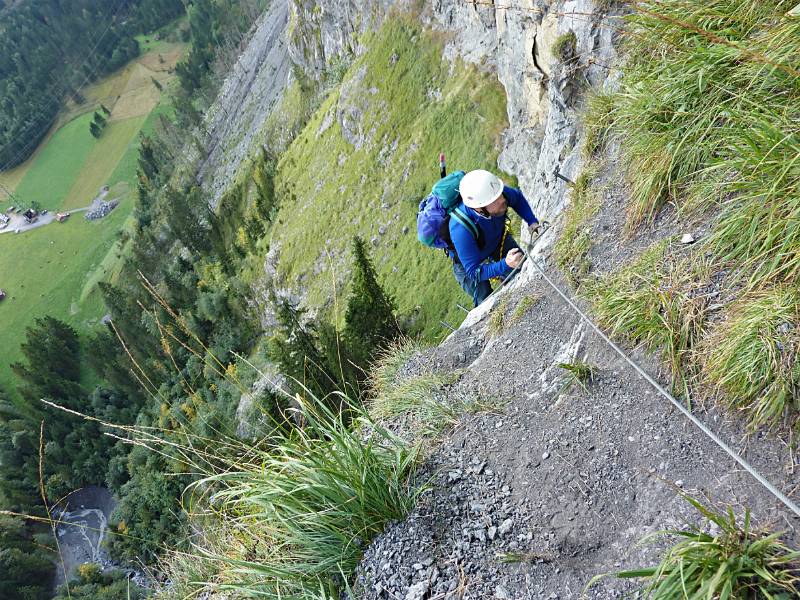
xmin=505 ymin=248 xmax=525 ymax=269
xmin=529 ymin=220 xmax=549 ymax=237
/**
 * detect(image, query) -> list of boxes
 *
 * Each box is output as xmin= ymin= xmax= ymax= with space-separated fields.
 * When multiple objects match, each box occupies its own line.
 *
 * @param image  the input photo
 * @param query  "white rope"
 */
xmin=519 ymin=239 xmax=800 ymax=520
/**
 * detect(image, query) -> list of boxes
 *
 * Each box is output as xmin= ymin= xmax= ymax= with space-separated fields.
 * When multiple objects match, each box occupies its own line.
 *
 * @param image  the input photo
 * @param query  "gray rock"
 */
xmin=405 ymin=581 xmax=429 ymax=600
xmin=498 ymin=519 xmax=514 ymax=536
xmin=495 ymin=585 xmax=512 ymax=599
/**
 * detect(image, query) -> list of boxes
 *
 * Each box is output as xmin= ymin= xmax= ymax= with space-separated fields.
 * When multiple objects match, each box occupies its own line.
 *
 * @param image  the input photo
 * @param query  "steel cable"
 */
xmin=513 ymin=236 xmax=800 ymax=519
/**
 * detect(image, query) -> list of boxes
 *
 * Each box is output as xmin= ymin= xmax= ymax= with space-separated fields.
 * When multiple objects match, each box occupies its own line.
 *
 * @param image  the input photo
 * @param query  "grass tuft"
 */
xmin=558 ymin=360 xmax=597 ymax=393
xmin=507 ymin=293 xmax=541 ymax=327
xmin=368 ymin=337 xmax=459 ymax=430
xmin=581 ymin=91 xmax=615 ymax=159
xmin=554 ymin=170 xmax=601 ymax=287
xmin=701 ymin=287 xmax=800 ymax=430
xmin=602 ymin=494 xmax=800 ymax=599
xmin=584 ymin=242 xmax=712 ymax=385
xmin=487 ymin=298 xmax=508 ymax=336
xmin=551 ymin=31 xmax=577 ymax=63
xmin=159 ymin=397 xmax=418 ymax=599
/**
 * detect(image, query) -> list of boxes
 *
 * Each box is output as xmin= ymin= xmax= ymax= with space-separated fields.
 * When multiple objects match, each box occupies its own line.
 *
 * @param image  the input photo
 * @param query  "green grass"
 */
xmin=487 ymin=298 xmax=508 ymax=336
xmin=0 ymin=75 xmax=173 ymax=399
xmin=62 ymin=116 xmax=148 ymax=209
xmin=554 ymin=170 xmax=601 ymax=287
xmin=579 ymin=0 xmax=800 ymax=429
xmin=0 ymin=202 xmax=131 ymax=393
xmin=12 ymin=113 xmax=99 ymax=211
xmin=269 ymin=16 xmax=509 ymax=342
xmin=551 ymin=31 xmax=577 ymax=62
xmin=583 ymin=242 xmax=713 ymax=385
xmin=603 ymin=494 xmax=800 ymax=598
xmin=558 ymin=360 xmax=597 ymax=393
xmin=581 ymin=91 xmax=615 ymax=160
xmin=610 ymin=1 xmax=800 ymax=249
xmin=368 ymin=338 xmax=458 ymax=431
xmin=156 ymin=398 xmax=418 ymax=599
xmin=508 ymin=293 xmax=541 ymax=327
xmin=701 ymin=288 xmax=800 ymax=430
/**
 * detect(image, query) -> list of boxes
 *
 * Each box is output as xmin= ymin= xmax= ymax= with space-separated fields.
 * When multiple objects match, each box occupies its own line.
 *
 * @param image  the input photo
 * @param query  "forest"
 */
xmin=0 ymin=0 xmax=405 ymax=596
xmin=0 ymin=0 xmax=186 ymax=169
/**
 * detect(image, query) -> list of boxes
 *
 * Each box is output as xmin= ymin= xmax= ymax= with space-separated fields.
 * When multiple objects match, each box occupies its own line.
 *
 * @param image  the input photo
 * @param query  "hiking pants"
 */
xmin=452 ymin=235 xmax=520 ymax=307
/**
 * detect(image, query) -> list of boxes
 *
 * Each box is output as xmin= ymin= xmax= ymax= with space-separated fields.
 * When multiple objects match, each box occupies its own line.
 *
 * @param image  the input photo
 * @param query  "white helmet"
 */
xmin=459 ymin=169 xmax=504 ymax=209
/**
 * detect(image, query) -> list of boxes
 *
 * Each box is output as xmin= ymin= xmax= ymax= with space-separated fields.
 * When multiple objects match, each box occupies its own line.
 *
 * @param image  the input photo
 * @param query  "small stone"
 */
xmin=402 ymin=225 xmax=409 ymax=234
xmin=505 ymin=339 xmax=513 ymax=346
xmin=498 ymin=518 xmax=514 ymax=536
xmin=488 ymin=526 xmax=498 ymax=540
xmin=379 ymin=225 xmax=387 ymax=235
xmin=495 ymin=584 xmax=512 ymax=599
xmin=405 ymin=581 xmax=429 ymax=600
xmin=681 ymin=233 xmax=696 ymax=244
xmin=542 ymin=452 xmax=550 ymax=460
xmin=675 ymin=479 xmax=684 ymax=487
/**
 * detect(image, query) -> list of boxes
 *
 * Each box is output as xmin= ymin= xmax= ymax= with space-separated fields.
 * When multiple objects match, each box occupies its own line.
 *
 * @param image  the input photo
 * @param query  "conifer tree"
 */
xmin=267 ymin=294 xmax=339 ymax=403
xmin=343 ymin=236 xmax=402 ymax=370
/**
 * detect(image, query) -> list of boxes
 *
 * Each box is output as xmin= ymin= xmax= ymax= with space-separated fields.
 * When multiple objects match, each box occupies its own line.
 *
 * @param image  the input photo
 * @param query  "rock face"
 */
xmin=199 ymin=0 xmax=292 ymax=209
xmin=426 ymin=0 xmax=619 ymax=222
xmin=287 ymin=0 xmax=619 ymax=223
xmin=287 ymin=0 xmax=397 ymax=79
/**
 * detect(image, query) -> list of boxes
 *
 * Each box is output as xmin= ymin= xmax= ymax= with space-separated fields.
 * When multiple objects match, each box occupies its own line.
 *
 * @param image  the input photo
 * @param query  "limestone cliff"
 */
xmin=286 ymin=0 xmax=619 ymax=234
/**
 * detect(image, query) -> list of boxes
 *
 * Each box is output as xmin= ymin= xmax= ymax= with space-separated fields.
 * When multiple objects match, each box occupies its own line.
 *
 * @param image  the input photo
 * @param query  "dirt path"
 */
xmin=354 ymin=241 xmax=800 ymax=599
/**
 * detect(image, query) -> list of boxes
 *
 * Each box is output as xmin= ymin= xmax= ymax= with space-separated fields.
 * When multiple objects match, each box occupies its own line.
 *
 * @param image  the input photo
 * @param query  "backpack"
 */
xmin=416 ymin=170 xmax=482 ymax=257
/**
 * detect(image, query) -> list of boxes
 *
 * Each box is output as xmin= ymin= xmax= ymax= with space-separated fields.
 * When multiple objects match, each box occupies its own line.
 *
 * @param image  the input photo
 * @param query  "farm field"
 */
xmin=0 ymin=45 xmax=183 ymax=398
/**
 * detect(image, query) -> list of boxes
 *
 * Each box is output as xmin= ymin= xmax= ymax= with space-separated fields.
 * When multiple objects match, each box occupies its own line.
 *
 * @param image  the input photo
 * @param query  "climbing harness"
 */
xmin=489 ymin=217 xmax=512 ymax=284
xmin=513 ymin=235 xmax=800 ymax=520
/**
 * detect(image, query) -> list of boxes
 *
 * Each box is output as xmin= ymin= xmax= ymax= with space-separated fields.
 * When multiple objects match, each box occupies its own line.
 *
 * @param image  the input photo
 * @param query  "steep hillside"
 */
xmin=267 ymin=15 xmax=508 ymax=339
xmin=8 ymin=0 xmax=798 ymax=598
xmin=153 ymin=0 xmax=800 ymax=597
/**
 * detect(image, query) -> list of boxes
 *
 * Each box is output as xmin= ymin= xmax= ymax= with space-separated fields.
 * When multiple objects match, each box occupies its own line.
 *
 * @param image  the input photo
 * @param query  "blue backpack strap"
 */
xmin=450 ymin=206 xmax=481 ymax=247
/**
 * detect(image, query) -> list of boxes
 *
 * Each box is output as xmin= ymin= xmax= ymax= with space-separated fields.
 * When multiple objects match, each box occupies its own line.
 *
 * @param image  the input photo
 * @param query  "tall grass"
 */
xmin=605 ymin=494 xmax=800 ymax=598
xmin=612 ymin=0 xmax=800 ymax=256
xmin=554 ymin=169 xmax=601 ymax=287
xmin=701 ymin=287 xmax=800 ymax=430
xmin=368 ymin=338 xmax=459 ymax=430
xmin=584 ymin=241 xmax=711 ymax=384
xmin=156 ymin=396 xmax=418 ymax=599
xmin=581 ymin=0 xmax=800 ymax=428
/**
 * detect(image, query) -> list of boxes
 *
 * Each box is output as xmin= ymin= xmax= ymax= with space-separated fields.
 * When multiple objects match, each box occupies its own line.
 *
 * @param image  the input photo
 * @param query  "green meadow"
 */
xmin=0 ymin=54 xmax=178 ymax=398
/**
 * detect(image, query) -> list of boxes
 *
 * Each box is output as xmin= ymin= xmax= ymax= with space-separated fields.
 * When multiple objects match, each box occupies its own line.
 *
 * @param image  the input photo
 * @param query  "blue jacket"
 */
xmin=449 ymin=185 xmax=537 ymax=281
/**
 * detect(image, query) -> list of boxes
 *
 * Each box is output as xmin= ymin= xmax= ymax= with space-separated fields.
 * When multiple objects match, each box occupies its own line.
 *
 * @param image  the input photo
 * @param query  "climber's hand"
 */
xmin=505 ymin=248 xmax=524 ymax=269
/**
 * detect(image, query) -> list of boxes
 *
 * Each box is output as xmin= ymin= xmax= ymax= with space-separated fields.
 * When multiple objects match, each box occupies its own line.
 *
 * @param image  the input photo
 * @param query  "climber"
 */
xmin=450 ymin=169 xmax=540 ymax=306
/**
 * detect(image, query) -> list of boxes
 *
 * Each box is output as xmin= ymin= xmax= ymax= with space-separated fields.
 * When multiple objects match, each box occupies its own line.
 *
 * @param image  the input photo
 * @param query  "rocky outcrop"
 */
xmin=427 ymin=0 xmax=619 ymax=223
xmin=199 ymin=0 xmax=292 ymax=209
xmin=287 ymin=0 xmax=397 ymax=79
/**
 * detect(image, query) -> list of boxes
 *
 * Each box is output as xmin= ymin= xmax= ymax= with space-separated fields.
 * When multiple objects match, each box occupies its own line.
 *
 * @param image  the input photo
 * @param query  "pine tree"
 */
xmin=10 ymin=316 xmax=83 ymax=407
xmin=267 ymin=293 xmax=340 ymax=404
xmin=92 ymin=111 xmax=107 ymax=128
xmin=343 ymin=236 xmax=401 ymax=371
xmin=89 ymin=121 xmax=102 ymax=138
